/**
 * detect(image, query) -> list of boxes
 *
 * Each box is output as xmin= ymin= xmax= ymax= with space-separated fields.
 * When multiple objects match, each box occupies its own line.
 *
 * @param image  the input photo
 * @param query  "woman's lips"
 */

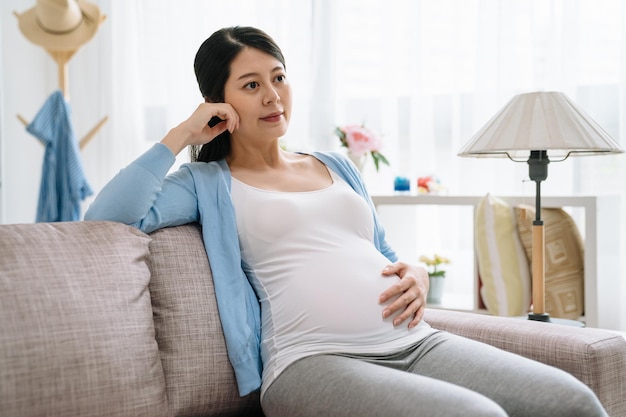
xmin=260 ymin=112 xmax=283 ymax=122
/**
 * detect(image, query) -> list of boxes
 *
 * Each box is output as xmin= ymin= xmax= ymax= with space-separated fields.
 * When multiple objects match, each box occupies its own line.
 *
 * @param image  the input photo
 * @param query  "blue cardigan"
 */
xmin=85 ymin=143 xmax=397 ymax=395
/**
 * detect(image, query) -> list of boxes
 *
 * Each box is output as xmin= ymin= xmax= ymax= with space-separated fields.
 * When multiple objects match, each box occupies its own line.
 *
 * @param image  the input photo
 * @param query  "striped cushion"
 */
xmin=475 ymin=194 xmax=531 ymax=316
xmin=514 ymin=205 xmax=585 ymax=319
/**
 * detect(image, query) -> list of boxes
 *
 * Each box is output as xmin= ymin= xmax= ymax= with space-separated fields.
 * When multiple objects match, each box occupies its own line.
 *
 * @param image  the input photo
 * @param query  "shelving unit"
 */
xmin=372 ymin=194 xmax=621 ymax=330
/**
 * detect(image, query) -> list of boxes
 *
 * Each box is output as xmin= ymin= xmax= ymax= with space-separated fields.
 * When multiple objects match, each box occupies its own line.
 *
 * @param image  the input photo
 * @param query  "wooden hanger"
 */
xmin=14 ymin=11 xmax=108 ymax=150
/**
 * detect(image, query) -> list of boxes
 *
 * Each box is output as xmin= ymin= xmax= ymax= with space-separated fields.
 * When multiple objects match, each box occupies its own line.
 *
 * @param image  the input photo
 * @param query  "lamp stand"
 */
xmin=526 ymin=150 xmax=585 ymax=326
xmin=527 ymin=151 xmax=551 ymax=322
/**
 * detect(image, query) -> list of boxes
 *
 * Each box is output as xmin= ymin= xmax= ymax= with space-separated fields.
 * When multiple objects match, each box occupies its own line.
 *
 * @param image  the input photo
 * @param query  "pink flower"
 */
xmin=339 ymin=125 xmax=382 ymax=157
xmin=334 ymin=124 xmax=390 ymax=172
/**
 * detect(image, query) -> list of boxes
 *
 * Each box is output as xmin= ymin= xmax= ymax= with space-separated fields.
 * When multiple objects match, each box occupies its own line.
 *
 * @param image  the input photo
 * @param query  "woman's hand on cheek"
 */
xmin=379 ymin=262 xmax=429 ymax=329
xmin=161 ymin=102 xmax=240 ymax=155
xmin=190 ymin=102 xmax=240 ymax=144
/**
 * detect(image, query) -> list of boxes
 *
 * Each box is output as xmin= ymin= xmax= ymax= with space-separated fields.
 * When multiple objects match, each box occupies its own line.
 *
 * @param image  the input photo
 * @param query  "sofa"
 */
xmin=1 ymin=220 xmax=625 ymax=417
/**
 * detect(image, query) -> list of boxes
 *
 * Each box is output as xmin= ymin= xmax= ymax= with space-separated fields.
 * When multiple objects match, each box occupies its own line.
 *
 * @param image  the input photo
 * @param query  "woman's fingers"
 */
xmin=379 ymin=262 xmax=428 ymax=328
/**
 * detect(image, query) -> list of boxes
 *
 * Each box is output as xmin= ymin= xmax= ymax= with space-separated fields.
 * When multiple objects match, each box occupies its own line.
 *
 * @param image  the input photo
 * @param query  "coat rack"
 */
xmin=14 ymin=11 xmax=108 ymax=151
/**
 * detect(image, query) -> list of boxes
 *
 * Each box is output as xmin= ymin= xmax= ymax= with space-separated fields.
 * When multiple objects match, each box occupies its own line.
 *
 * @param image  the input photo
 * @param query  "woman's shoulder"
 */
xmin=181 ymin=158 xmax=228 ymax=174
xmin=311 ymin=151 xmax=358 ymax=174
xmin=307 ymin=150 xmax=351 ymax=168
xmin=175 ymin=159 xmax=233 ymax=192
xmin=311 ymin=150 xmax=348 ymax=160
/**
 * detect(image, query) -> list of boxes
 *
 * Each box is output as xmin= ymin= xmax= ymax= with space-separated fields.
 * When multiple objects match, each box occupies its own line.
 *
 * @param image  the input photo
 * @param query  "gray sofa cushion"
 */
xmin=148 ymin=223 xmax=262 ymax=416
xmin=0 ymin=221 xmax=168 ymax=417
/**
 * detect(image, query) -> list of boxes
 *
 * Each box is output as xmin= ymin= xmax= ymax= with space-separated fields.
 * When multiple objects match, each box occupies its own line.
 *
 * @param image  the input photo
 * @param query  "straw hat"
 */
xmin=17 ymin=0 xmax=103 ymax=51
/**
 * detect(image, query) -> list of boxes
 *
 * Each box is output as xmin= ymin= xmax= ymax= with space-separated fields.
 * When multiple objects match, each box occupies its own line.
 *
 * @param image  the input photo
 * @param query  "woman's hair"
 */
xmin=190 ymin=26 xmax=286 ymax=162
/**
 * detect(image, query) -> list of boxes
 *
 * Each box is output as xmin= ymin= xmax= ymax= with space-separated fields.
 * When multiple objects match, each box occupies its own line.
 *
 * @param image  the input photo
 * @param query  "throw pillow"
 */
xmin=514 ymin=204 xmax=585 ymax=320
xmin=475 ymin=194 xmax=531 ymax=316
xmin=0 ymin=221 xmax=168 ymax=417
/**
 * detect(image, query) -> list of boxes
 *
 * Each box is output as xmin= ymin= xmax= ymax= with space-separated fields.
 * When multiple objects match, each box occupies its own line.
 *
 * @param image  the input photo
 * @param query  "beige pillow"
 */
xmin=514 ymin=205 xmax=585 ymax=320
xmin=0 ymin=221 xmax=168 ymax=417
xmin=147 ymin=223 xmax=262 ymax=416
xmin=475 ymin=194 xmax=531 ymax=316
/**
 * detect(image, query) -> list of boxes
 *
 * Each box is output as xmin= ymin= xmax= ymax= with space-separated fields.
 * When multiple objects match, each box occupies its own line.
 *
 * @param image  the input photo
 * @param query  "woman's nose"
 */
xmin=263 ymin=86 xmax=280 ymax=105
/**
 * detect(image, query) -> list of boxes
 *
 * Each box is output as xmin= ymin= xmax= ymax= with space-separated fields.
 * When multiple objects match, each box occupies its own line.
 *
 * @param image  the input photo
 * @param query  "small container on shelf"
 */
xmin=393 ymin=176 xmax=411 ymax=193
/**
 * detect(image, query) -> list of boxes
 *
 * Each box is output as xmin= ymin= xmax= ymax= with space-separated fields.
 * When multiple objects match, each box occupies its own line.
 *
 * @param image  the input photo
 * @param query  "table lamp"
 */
xmin=458 ymin=91 xmax=624 ymax=323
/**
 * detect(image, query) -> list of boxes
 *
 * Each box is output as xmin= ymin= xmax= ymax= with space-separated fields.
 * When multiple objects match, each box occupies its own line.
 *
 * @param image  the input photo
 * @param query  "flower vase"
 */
xmin=347 ymin=152 xmax=366 ymax=172
xmin=427 ymin=274 xmax=445 ymax=304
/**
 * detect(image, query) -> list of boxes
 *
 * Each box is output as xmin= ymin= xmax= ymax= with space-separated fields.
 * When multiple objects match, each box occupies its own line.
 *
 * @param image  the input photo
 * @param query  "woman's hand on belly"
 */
xmin=378 ymin=262 xmax=429 ymax=329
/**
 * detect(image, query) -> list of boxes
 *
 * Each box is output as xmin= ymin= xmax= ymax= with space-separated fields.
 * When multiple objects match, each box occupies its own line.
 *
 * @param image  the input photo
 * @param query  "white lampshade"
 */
xmin=458 ymin=91 xmax=624 ymax=160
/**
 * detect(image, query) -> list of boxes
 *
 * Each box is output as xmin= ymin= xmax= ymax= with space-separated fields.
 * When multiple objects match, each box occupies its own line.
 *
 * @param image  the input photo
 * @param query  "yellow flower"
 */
xmin=419 ymin=254 xmax=451 ymax=276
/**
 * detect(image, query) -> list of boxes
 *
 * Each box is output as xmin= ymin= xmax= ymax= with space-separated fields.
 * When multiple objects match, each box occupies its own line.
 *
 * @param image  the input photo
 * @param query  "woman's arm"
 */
xmin=84 ymin=143 xmax=199 ymax=233
xmin=85 ymin=102 xmax=240 ymax=233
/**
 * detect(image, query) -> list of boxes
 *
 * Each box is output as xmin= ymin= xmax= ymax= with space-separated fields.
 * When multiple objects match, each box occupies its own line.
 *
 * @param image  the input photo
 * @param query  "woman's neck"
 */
xmin=227 ymin=138 xmax=287 ymax=170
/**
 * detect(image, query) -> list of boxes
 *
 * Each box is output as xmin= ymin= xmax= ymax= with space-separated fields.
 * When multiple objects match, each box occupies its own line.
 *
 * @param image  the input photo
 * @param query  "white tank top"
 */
xmin=231 ymin=169 xmax=433 ymax=397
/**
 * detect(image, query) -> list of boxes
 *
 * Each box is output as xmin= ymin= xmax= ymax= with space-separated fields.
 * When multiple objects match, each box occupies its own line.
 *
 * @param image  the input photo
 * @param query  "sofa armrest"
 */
xmin=424 ymin=308 xmax=626 ymax=417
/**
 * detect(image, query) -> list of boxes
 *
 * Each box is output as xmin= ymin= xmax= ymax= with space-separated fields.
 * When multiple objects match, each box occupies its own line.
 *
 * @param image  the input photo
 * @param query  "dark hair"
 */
xmin=190 ymin=26 xmax=286 ymax=162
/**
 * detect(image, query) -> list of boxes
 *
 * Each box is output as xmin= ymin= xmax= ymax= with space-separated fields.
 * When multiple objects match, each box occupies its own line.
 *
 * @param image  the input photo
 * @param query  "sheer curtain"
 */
xmin=329 ymin=0 xmax=624 ymax=193
xmin=100 ymin=0 xmax=625 ymax=322
xmin=94 ymin=0 xmax=313 ymax=174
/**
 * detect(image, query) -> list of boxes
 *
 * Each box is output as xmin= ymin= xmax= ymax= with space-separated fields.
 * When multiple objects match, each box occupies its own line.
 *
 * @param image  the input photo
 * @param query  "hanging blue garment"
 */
xmin=27 ymin=90 xmax=93 ymax=222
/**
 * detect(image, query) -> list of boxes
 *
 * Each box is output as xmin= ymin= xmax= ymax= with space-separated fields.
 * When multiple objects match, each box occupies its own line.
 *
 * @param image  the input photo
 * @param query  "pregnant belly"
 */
xmin=258 ymin=240 xmax=405 ymax=347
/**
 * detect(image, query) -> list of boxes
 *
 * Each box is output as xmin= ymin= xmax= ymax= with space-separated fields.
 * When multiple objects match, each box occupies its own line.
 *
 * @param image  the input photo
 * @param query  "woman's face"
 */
xmin=223 ymin=47 xmax=291 ymax=143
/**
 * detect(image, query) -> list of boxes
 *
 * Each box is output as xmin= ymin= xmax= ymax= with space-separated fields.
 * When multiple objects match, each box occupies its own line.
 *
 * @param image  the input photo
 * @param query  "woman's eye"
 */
xmin=246 ymin=81 xmax=259 ymax=90
xmin=275 ymin=74 xmax=286 ymax=82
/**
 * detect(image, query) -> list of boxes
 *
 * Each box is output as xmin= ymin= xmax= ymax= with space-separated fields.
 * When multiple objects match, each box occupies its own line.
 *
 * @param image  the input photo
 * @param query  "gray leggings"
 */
xmin=261 ymin=331 xmax=607 ymax=417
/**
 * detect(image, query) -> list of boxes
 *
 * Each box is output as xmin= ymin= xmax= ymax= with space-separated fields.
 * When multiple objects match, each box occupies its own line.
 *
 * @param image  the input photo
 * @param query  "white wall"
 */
xmin=1 ymin=0 xmax=114 ymax=224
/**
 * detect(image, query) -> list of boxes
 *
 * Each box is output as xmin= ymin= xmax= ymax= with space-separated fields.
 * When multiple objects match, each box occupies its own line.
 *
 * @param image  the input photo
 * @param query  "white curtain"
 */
xmin=92 ymin=0 xmax=313 ymax=176
xmin=100 ymin=0 xmax=625 ymax=312
xmin=104 ymin=0 xmax=626 ymax=189
xmin=328 ymin=0 xmax=625 ymax=193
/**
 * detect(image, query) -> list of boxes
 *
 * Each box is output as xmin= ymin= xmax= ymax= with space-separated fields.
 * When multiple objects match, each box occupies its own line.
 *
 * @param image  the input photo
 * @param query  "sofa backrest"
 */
xmin=0 ymin=221 xmax=262 ymax=417
xmin=148 ymin=223 xmax=262 ymax=416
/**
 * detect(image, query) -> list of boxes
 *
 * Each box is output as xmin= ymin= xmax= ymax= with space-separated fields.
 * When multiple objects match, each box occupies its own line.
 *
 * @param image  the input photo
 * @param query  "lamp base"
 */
xmin=528 ymin=312 xmax=550 ymax=322
xmin=527 ymin=313 xmax=585 ymax=327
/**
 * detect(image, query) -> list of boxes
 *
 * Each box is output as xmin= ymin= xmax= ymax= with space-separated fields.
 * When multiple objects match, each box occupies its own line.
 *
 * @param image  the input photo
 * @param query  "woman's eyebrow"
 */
xmin=236 ymin=67 xmax=284 ymax=81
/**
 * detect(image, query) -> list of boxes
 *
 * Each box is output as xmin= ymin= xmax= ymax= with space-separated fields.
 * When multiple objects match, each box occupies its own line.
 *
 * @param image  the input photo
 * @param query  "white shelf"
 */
xmin=372 ymin=194 xmax=621 ymax=330
xmin=427 ymin=292 xmax=483 ymax=313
